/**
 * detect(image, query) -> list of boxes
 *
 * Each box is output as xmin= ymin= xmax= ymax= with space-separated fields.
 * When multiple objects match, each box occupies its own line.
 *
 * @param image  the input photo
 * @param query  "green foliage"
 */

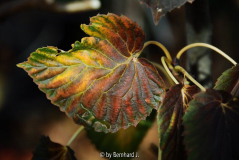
xmin=214 ymin=64 xmax=239 ymax=97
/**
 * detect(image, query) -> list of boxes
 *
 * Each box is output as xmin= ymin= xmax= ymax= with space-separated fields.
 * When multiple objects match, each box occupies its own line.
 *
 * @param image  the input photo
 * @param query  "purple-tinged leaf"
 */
xmin=183 ymin=89 xmax=239 ymax=160
xmin=140 ymin=0 xmax=194 ymax=25
xmin=158 ymin=84 xmax=199 ymax=160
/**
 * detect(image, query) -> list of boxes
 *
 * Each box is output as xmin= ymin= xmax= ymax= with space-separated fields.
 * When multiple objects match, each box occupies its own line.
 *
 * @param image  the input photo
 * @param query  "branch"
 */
xmin=53 ymin=0 xmax=101 ymax=13
xmin=0 ymin=0 xmax=101 ymax=18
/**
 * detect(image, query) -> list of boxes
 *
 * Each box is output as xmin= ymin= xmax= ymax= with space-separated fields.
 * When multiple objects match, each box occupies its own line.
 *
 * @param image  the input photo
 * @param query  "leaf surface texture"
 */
xmin=158 ymin=84 xmax=199 ymax=160
xmin=18 ymin=13 xmax=165 ymax=133
xmin=183 ymin=89 xmax=239 ymax=160
xmin=140 ymin=0 xmax=194 ymax=25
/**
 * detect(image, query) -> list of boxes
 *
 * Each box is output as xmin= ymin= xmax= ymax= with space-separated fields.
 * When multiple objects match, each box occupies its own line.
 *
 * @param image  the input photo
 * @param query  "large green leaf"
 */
xmin=214 ymin=64 xmax=239 ymax=97
xmin=158 ymin=84 xmax=199 ymax=160
xmin=17 ymin=13 xmax=165 ymax=133
xmin=183 ymin=89 xmax=239 ymax=160
xmin=87 ymin=110 xmax=156 ymax=160
xmin=32 ymin=136 xmax=76 ymax=160
xmin=139 ymin=0 xmax=194 ymax=25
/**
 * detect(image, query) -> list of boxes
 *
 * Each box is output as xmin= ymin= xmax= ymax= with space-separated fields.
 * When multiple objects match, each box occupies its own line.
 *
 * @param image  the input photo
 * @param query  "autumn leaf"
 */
xmin=32 ymin=136 xmax=76 ymax=160
xmin=183 ymin=89 xmax=239 ymax=160
xmin=17 ymin=13 xmax=165 ymax=133
xmin=158 ymin=84 xmax=199 ymax=160
xmin=140 ymin=0 xmax=194 ymax=25
xmin=214 ymin=64 xmax=239 ymax=98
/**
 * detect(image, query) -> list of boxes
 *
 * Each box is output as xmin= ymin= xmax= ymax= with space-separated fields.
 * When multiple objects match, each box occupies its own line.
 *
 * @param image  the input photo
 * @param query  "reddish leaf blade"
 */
xmin=140 ymin=0 xmax=194 ymax=25
xmin=183 ymin=89 xmax=239 ymax=160
xmin=81 ymin=13 xmax=145 ymax=56
xmin=17 ymin=13 xmax=165 ymax=133
xmin=32 ymin=136 xmax=76 ymax=160
xmin=214 ymin=64 xmax=239 ymax=97
xmin=158 ymin=84 xmax=199 ymax=160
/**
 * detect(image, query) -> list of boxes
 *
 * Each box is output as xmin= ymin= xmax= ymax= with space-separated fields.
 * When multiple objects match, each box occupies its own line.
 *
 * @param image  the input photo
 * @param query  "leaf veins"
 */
xmin=158 ymin=84 xmax=199 ymax=160
xmin=183 ymin=89 xmax=239 ymax=160
xmin=17 ymin=13 xmax=165 ymax=133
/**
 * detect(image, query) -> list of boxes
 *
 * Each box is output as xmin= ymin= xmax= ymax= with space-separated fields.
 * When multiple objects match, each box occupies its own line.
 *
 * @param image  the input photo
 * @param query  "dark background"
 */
xmin=0 ymin=0 xmax=239 ymax=159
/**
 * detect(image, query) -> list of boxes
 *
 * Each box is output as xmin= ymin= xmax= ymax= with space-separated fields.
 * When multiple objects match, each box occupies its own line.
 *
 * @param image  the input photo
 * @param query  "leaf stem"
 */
xmin=176 ymin=43 xmax=237 ymax=65
xmin=175 ymin=66 xmax=206 ymax=91
xmin=158 ymin=146 xmax=162 ymax=160
xmin=67 ymin=126 xmax=85 ymax=146
xmin=161 ymin=56 xmax=179 ymax=84
xmin=141 ymin=41 xmax=172 ymax=62
xmin=151 ymin=61 xmax=174 ymax=87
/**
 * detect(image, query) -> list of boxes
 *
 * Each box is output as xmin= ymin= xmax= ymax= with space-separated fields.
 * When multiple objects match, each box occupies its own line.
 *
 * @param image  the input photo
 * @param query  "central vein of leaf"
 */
xmin=181 ymin=85 xmax=192 ymax=111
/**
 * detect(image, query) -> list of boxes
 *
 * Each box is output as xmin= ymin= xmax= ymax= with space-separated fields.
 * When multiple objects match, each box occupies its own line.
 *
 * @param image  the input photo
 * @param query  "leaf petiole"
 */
xmin=151 ymin=61 xmax=174 ymax=87
xmin=67 ymin=126 xmax=85 ymax=146
xmin=161 ymin=56 xmax=179 ymax=84
xmin=158 ymin=145 xmax=162 ymax=160
xmin=141 ymin=41 xmax=172 ymax=62
xmin=174 ymin=66 xmax=206 ymax=91
xmin=176 ymin=43 xmax=237 ymax=65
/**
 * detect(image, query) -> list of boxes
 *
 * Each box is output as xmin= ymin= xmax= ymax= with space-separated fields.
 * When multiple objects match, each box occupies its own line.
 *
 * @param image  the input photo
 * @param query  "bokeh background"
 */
xmin=0 ymin=0 xmax=239 ymax=159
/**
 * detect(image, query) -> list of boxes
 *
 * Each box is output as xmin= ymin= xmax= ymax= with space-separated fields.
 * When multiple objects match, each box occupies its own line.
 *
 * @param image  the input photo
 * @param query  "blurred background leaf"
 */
xmin=86 ymin=110 xmax=156 ymax=160
xmin=32 ymin=136 xmax=77 ymax=160
xmin=139 ymin=0 xmax=194 ymax=25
